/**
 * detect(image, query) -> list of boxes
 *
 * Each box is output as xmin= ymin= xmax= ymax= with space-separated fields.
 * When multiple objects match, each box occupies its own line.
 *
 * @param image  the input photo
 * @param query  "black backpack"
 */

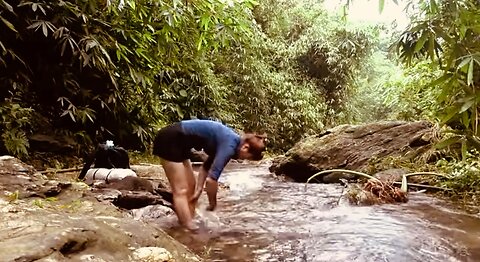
xmin=78 ymin=143 xmax=130 ymax=180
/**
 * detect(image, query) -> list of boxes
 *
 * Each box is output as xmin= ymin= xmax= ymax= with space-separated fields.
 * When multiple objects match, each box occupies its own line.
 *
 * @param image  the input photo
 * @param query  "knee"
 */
xmin=173 ymin=187 xmax=189 ymax=197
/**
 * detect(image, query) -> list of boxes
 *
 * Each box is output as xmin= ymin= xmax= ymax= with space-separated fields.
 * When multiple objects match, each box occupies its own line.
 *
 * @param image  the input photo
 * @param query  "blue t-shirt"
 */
xmin=180 ymin=119 xmax=240 ymax=180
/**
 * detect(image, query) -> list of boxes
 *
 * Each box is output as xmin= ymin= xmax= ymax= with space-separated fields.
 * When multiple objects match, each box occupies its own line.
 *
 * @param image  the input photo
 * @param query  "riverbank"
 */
xmin=0 ymin=156 xmax=201 ymax=262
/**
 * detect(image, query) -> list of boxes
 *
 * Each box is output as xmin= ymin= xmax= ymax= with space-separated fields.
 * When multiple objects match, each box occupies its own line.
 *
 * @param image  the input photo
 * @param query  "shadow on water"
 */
xmin=160 ymin=164 xmax=480 ymax=262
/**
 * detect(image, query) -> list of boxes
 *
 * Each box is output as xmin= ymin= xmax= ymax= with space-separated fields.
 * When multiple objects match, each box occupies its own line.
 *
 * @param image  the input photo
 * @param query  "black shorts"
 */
xmin=153 ymin=123 xmax=209 ymax=163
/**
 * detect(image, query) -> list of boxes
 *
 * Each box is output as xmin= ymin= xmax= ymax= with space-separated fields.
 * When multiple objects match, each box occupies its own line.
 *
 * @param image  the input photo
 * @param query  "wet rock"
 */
xmin=92 ymin=187 xmax=171 ymax=210
xmin=0 ymin=155 xmax=57 ymax=198
xmin=90 ymin=176 xmax=173 ymax=210
xmin=270 ymin=121 xmax=435 ymax=182
xmin=322 ymin=171 xmax=357 ymax=183
xmin=0 ymin=199 xmax=199 ymax=262
xmin=0 ymin=157 xmax=200 ymax=262
xmin=0 ymin=155 xmax=36 ymax=175
xmin=39 ymin=181 xmax=72 ymax=197
xmin=97 ymin=176 xmax=155 ymax=192
xmin=373 ymin=168 xmax=408 ymax=182
xmin=130 ymin=205 xmax=174 ymax=221
xmin=114 ymin=191 xmax=171 ymax=209
xmin=132 ymin=247 xmax=173 ymax=262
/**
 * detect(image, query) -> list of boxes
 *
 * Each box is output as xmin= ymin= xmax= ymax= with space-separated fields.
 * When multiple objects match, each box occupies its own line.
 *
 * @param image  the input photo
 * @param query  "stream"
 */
xmin=158 ymin=163 xmax=480 ymax=262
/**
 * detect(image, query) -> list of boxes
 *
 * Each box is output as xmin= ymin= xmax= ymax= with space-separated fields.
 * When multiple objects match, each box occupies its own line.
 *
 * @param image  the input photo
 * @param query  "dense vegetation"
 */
xmin=0 ymin=0 xmax=381 ymax=156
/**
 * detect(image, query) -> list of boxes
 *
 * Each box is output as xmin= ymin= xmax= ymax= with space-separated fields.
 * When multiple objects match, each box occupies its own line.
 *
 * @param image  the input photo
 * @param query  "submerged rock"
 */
xmin=270 ymin=121 xmax=435 ymax=182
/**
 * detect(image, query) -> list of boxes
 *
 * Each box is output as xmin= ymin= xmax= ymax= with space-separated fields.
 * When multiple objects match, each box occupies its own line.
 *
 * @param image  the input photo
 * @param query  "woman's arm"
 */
xmin=190 ymin=164 xmax=209 ymax=202
xmin=205 ymin=177 xmax=218 ymax=210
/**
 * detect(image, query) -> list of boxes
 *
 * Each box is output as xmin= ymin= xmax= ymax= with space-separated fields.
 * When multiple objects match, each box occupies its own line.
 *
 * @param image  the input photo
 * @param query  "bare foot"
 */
xmin=183 ymin=221 xmax=199 ymax=232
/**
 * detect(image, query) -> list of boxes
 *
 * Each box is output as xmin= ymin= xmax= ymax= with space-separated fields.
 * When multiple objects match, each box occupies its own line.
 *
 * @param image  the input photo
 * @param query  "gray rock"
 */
xmin=270 ymin=121 xmax=434 ymax=182
xmin=132 ymin=247 xmax=173 ymax=262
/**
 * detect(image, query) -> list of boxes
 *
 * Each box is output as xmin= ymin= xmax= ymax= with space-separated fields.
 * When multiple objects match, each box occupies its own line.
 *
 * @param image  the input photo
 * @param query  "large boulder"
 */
xmin=269 ymin=121 xmax=435 ymax=182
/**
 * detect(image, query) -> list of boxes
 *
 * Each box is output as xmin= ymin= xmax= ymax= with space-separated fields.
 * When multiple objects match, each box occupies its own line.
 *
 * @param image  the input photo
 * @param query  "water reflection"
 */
xmin=162 ymin=164 xmax=480 ymax=262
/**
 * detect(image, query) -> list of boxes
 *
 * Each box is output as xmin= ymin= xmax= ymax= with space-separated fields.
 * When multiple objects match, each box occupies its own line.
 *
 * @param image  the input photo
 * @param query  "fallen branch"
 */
xmin=392 ymin=182 xmax=452 ymax=191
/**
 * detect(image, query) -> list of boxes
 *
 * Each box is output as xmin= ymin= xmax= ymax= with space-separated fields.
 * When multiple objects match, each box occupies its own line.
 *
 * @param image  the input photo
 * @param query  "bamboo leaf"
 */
xmin=434 ymin=136 xmax=461 ymax=149
xmin=42 ymin=22 xmax=48 ymax=37
xmin=1 ymin=0 xmax=14 ymax=12
xmin=457 ymin=57 xmax=471 ymax=72
xmin=414 ymin=32 xmax=428 ymax=52
xmin=467 ymin=59 xmax=474 ymax=86
xmin=459 ymin=98 xmax=475 ymax=113
xmin=378 ymin=0 xmax=385 ymax=13
xmin=440 ymin=107 xmax=460 ymax=125
xmin=430 ymin=0 xmax=438 ymax=13
xmin=0 ymin=16 xmax=17 ymax=33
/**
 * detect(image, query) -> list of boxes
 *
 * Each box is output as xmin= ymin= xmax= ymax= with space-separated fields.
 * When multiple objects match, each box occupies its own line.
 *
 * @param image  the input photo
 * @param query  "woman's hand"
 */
xmin=189 ymin=190 xmax=202 ymax=203
xmin=205 ymin=177 xmax=218 ymax=211
xmin=206 ymin=200 xmax=216 ymax=211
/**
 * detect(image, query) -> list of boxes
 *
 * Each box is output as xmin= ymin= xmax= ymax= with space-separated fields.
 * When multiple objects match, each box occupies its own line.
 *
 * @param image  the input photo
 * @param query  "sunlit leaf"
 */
xmin=459 ymin=97 xmax=475 ymax=113
xmin=1 ymin=0 xmax=13 ymax=12
xmin=378 ymin=0 xmax=385 ymax=13
xmin=414 ymin=32 xmax=428 ymax=52
xmin=0 ymin=16 xmax=17 ymax=33
xmin=435 ymin=136 xmax=461 ymax=149
xmin=179 ymin=89 xmax=188 ymax=97
xmin=467 ymin=59 xmax=474 ymax=86
xmin=457 ymin=57 xmax=471 ymax=71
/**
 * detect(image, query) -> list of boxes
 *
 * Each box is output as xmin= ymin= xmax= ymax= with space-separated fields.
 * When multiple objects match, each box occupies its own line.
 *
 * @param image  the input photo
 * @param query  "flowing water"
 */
xmin=159 ymin=163 xmax=480 ymax=262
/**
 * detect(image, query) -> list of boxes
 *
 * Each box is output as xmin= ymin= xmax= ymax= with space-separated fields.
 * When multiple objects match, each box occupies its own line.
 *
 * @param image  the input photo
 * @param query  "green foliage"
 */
xmin=0 ymin=0 xmax=385 ymax=155
xmin=395 ymin=0 xmax=480 ymax=147
xmin=436 ymin=150 xmax=480 ymax=194
xmin=381 ymin=61 xmax=443 ymax=121
xmin=0 ymin=103 xmax=33 ymax=156
xmin=0 ymin=0 xmax=256 ymax=153
xmin=209 ymin=0 xmax=382 ymax=150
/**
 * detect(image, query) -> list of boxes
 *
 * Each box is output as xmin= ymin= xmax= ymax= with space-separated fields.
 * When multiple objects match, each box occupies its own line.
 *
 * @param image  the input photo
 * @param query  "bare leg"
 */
xmin=161 ymin=159 xmax=198 ymax=231
xmin=183 ymin=160 xmax=197 ymax=217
